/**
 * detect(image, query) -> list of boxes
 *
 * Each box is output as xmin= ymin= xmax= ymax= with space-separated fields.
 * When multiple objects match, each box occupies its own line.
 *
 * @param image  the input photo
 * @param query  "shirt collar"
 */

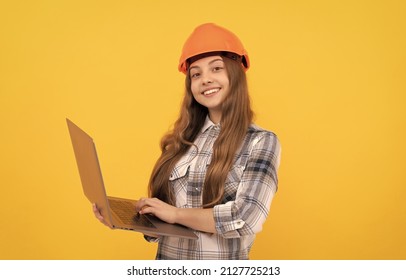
xmin=201 ymin=115 xmax=219 ymax=133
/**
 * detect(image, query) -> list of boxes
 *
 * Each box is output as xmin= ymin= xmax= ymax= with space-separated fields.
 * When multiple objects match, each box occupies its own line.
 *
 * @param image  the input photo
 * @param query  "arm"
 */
xmin=213 ymin=132 xmax=281 ymax=238
xmin=135 ymin=198 xmax=216 ymax=234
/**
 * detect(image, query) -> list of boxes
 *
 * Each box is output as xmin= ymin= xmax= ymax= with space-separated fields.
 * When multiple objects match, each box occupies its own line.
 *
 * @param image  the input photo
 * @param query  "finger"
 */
xmin=138 ymin=198 xmax=167 ymax=214
xmin=135 ymin=198 xmax=145 ymax=212
xmin=135 ymin=197 xmax=153 ymax=211
xmin=92 ymin=204 xmax=105 ymax=221
xmin=92 ymin=204 xmax=100 ymax=216
xmin=141 ymin=197 xmax=161 ymax=208
xmin=139 ymin=205 xmax=154 ymax=215
xmin=141 ymin=205 xmax=149 ymax=211
xmin=91 ymin=204 xmax=110 ymax=227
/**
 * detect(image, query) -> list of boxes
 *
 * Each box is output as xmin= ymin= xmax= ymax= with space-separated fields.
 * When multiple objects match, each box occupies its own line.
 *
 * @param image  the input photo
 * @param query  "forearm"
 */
xmin=175 ymin=207 xmax=216 ymax=234
xmin=136 ymin=198 xmax=217 ymax=234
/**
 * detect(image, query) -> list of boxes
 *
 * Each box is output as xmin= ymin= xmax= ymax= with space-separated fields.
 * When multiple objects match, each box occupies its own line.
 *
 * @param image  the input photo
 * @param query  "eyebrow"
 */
xmin=189 ymin=58 xmax=224 ymax=71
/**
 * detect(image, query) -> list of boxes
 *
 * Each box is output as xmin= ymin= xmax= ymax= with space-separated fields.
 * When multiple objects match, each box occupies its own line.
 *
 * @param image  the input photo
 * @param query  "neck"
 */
xmin=208 ymin=110 xmax=221 ymax=124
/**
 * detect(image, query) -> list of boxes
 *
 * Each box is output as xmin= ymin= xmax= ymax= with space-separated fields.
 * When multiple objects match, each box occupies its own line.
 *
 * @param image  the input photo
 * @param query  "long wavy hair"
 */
xmin=148 ymin=56 xmax=253 ymax=208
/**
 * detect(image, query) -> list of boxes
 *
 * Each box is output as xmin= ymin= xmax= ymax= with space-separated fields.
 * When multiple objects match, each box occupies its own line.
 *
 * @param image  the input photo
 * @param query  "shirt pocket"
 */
xmin=169 ymin=163 xmax=190 ymax=208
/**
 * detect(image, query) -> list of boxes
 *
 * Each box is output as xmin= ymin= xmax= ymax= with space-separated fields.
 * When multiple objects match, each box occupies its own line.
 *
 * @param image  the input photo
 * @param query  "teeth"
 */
xmin=203 ymin=88 xmax=220 ymax=95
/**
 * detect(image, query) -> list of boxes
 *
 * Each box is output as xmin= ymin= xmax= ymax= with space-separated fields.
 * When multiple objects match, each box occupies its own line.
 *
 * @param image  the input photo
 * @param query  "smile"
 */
xmin=202 ymin=88 xmax=221 ymax=96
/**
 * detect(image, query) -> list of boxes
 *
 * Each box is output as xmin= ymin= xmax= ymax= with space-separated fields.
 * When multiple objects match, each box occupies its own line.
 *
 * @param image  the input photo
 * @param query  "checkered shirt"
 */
xmin=150 ymin=116 xmax=281 ymax=259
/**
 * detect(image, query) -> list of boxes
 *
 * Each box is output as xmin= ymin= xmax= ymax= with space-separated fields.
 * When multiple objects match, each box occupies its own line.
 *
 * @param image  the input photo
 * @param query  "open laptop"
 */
xmin=66 ymin=118 xmax=198 ymax=239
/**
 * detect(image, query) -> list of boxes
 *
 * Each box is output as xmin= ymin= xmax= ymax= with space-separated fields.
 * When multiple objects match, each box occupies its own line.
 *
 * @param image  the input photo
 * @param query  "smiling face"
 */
xmin=189 ymin=55 xmax=230 ymax=124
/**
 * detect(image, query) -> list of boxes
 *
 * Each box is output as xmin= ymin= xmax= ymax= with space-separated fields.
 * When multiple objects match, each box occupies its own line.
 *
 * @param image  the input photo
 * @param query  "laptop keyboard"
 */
xmin=109 ymin=199 xmax=155 ymax=228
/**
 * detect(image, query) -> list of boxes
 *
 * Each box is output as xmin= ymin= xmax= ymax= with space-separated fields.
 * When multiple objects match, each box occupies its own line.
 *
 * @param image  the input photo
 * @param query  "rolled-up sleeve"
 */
xmin=213 ymin=132 xmax=281 ymax=239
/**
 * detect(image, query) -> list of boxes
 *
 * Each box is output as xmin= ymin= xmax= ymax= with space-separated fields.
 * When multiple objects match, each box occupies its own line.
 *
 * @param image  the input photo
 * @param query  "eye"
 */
xmin=212 ymin=66 xmax=223 ymax=72
xmin=190 ymin=72 xmax=200 ymax=79
xmin=190 ymin=71 xmax=200 ymax=79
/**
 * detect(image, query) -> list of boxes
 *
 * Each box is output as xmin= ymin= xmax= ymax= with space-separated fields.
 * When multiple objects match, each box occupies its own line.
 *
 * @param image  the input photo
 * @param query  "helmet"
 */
xmin=178 ymin=23 xmax=250 ymax=74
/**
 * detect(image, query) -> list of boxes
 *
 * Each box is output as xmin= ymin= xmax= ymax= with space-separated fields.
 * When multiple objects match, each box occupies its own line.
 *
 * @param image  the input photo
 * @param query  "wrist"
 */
xmin=173 ymin=207 xmax=182 ymax=224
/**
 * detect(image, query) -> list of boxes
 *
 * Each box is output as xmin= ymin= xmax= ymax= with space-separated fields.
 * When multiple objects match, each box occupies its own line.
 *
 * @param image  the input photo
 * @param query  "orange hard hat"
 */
xmin=178 ymin=23 xmax=250 ymax=74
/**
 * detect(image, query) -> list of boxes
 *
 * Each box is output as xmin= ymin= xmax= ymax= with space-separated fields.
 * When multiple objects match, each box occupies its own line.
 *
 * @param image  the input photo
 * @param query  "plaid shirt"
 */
xmin=151 ymin=116 xmax=281 ymax=259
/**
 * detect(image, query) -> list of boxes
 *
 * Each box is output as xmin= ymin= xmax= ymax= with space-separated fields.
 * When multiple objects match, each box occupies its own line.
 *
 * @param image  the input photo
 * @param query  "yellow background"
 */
xmin=1 ymin=0 xmax=405 ymax=259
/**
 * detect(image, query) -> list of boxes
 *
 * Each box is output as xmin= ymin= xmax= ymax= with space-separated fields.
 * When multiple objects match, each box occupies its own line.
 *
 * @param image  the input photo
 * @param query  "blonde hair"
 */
xmin=148 ymin=56 xmax=253 ymax=208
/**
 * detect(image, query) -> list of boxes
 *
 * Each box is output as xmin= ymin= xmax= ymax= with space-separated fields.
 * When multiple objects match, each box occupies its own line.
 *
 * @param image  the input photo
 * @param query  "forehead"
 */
xmin=189 ymin=55 xmax=223 ymax=68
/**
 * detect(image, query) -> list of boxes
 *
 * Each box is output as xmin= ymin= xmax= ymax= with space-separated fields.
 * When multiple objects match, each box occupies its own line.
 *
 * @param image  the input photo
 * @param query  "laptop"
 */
xmin=66 ymin=118 xmax=198 ymax=239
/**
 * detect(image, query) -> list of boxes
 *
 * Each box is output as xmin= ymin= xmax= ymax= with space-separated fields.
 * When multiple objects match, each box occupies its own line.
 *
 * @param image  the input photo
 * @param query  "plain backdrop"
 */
xmin=1 ymin=0 xmax=405 ymax=259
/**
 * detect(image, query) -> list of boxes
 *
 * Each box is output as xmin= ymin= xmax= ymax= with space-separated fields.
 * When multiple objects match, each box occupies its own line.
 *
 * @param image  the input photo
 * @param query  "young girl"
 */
xmin=94 ymin=23 xmax=281 ymax=260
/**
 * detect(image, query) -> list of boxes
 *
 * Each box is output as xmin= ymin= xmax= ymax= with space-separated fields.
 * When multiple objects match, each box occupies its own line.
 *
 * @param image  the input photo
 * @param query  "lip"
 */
xmin=201 ymin=87 xmax=221 ymax=96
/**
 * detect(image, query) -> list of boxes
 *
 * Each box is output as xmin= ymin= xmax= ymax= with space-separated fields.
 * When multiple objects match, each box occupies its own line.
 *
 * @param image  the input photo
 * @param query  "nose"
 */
xmin=201 ymin=71 xmax=213 ymax=85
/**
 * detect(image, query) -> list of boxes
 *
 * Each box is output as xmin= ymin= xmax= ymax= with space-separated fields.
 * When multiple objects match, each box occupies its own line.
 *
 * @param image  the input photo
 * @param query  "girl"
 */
xmin=94 ymin=23 xmax=281 ymax=260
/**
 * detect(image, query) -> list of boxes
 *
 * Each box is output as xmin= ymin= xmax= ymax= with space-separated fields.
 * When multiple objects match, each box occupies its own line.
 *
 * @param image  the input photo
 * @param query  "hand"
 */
xmin=135 ymin=198 xmax=178 ymax=224
xmin=92 ymin=203 xmax=111 ymax=228
xmin=136 ymin=198 xmax=217 ymax=233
